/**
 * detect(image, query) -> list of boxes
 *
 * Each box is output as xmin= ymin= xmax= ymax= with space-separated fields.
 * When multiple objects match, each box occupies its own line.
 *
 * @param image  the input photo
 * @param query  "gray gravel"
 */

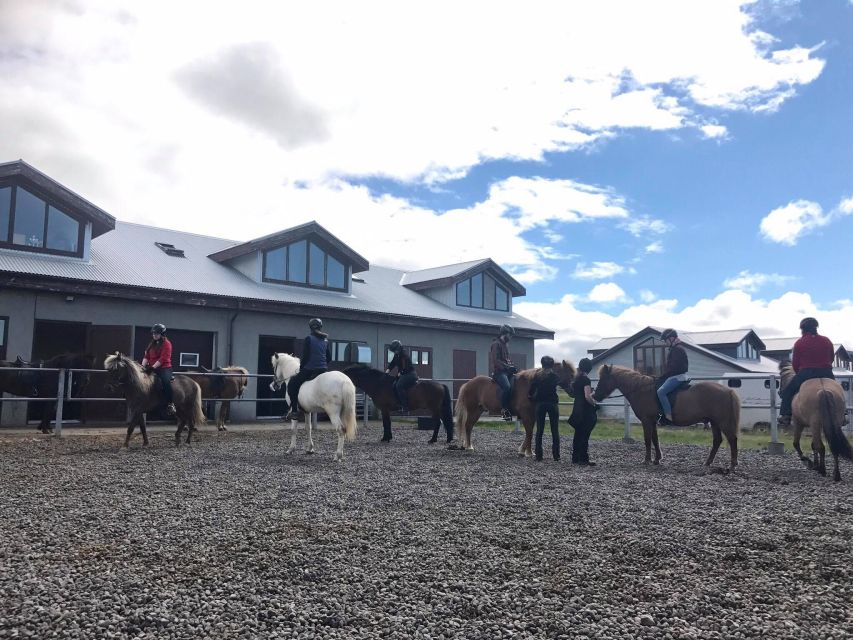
xmin=1 ymin=426 xmax=851 ymax=639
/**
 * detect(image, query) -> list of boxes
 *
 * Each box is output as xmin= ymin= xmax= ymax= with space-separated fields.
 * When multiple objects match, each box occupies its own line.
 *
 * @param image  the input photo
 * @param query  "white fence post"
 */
xmin=767 ymin=374 xmax=784 ymax=455
xmin=623 ymin=396 xmax=632 ymax=443
xmin=54 ymin=368 xmax=66 ymax=438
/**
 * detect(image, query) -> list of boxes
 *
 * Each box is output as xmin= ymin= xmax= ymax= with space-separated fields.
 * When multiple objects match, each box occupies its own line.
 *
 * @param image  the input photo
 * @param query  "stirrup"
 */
xmin=501 ymin=410 xmax=513 ymax=422
xmin=166 ymin=403 xmax=176 ymax=416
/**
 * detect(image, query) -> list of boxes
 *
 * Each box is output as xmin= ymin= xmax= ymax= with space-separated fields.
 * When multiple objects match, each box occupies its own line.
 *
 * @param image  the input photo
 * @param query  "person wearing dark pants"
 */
xmin=141 ymin=323 xmax=175 ymax=416
xmin=386 ymin=340 xmax=417 ymax=412
xmin=489 ymin=324 xmax=517 ymax=421
xmin=568 ymin=358 xmax=599 ymax=465
xmin=529 ymin=355 xmax=561 ymax=461
xmin=285 ymin=318 xmax=333 ymax=421
xmin=778 ymin=316 xmax=836 ymax=427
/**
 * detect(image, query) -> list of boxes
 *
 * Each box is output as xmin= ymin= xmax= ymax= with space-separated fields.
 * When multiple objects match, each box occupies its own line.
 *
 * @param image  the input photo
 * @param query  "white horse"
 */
xmin=271 ymin=353 xmax=358 ymax=462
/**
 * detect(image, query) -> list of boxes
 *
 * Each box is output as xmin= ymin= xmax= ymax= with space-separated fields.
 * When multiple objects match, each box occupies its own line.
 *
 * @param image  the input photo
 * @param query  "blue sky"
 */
xmin=2 ymin=0 xmax=852 ymax=360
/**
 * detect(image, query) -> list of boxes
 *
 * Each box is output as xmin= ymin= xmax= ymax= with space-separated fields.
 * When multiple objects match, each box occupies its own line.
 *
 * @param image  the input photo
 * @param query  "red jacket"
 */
xmin=792 ymin=333 xmax=833 ymax=372
xmin=144 ymin=338 xmax=173 ymax=369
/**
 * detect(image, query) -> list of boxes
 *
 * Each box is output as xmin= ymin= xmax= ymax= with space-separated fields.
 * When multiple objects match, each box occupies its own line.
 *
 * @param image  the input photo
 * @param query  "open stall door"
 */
xmin=85 ymin=325 xmax=133 ymax=423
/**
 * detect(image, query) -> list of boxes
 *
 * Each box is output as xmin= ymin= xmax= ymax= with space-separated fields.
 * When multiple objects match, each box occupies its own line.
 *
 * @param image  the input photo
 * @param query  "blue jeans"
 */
xmin=657 ymin=374 xmax=687 ymax=418
xmin=493 ymin=372 xmax=513 ymax=411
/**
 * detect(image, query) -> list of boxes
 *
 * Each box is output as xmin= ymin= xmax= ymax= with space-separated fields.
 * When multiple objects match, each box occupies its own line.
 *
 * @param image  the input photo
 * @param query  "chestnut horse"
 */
xmin=593 ymin=364 xmax=741 ymax=468
xmin=184 ymin=366 xmax=249 ymax=431
xmin=454 ymin=360 xmax=575 ymax=454
xmin=343 ymin=364 xmax=454 ymax=444
xmin=104 ymin=353 xmax=206 ymax=447
xmin=779 ymin=361 xmax=852 ymax=482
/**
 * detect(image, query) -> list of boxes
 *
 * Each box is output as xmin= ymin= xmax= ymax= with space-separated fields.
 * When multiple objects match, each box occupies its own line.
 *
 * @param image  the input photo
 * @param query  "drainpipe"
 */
xmin=227 ymin=302 xmax=241 ymax=364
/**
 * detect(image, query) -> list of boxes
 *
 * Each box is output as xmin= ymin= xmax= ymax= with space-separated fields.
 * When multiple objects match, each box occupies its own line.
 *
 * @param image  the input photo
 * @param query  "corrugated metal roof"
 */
xmin=399 ymin=259 xmax=488 ymax=286
xmin=685 ymin=329 xmax=751 ymax=345
xmin=0 ymin=221 xmax=552 ymax=336
xmin=588 ymin=336 xmax=625 ymax=351
xmin=761 ymin=337 xmax=797 ymax=352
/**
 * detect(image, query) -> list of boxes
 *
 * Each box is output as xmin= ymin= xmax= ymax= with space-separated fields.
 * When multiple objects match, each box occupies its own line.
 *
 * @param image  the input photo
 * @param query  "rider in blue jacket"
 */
xmin=285 ymin=318 xmax=332 ymax=421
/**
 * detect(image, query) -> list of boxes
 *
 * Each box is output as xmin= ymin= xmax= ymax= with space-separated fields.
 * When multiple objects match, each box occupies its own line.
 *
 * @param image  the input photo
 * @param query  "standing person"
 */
xmin=529 ymin=355 xmax=561 ymax=461
xmin=141 ymin=323 xmax=175 ymax=416
xmin=489 ymin=324 xmax=518 ymax=421
xmin=568 ymin=358 xmax=598 ymax=465
xmin=656 ymin=328 xmax=688 ymax=426
xmin=285 ymin=318 xmax=332 ymax=421
xmin=777 ymin=317 xmax=835 ymax=428
xmin=385 ymin=340 xmax=417 ymax=412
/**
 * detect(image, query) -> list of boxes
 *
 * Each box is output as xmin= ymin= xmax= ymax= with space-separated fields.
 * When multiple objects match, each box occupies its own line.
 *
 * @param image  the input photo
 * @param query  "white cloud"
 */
xmin=573 ymin=262 xmax=627 ymax=280
xmin=759 ymin=196 xmax=853 ymax=245
xmin=722 ymin=270 xmax=795 ymax=292
xmin=699 ymin=123 xmax=729 ymax=139
xmin=619 ymin=216 xmax=671 ymax=236
xmin=518 ymin=289 xmax=853 ymax=365
xmin=644 ymin=241 xmax=664 ymax=254
xmin=639 ymin=289 xmax=657 ymax=303
xmin=588 ymin=282 xmax=628 ymax=303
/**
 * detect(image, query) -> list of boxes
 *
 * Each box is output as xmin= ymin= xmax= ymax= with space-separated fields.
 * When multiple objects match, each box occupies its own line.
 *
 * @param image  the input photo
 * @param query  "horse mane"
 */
xmin=778 ymin=360 xmax=794 ymax=390
xmin=104 ymin=353 xmax=149 ymax=390
xmin=343 ymin=363 xmax=390 ymax=382
xmin=598 ymin=364 xmax=653 ymax=393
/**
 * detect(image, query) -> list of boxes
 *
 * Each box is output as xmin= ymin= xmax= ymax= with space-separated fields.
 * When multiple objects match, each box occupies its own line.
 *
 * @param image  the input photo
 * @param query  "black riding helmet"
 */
xmin=799 ymin=317 xmax=818 ymax=334
xmin=389 ymin=340 xmax=403 ymax=353
xmin=308 ymin=318 xmax=323 ymax=331
xmin=499 ymin=324 xmax=515 ymax=336
xmin=661 ymin=328 xmax=678 ymax=341
xmin=151 ymin=323 xmax=167 ymax=335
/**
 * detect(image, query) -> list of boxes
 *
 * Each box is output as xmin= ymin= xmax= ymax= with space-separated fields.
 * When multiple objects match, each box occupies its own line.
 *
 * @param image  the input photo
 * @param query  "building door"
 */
xmin=29 ymin=320 xmax=90 ymax=422
xmin=257 ymin=335 xmax=295 ymax=418
xmin=85 ymin=324 xmax=134 ymax=423
xmin=452 ymin=349 xmax=476 ymax=399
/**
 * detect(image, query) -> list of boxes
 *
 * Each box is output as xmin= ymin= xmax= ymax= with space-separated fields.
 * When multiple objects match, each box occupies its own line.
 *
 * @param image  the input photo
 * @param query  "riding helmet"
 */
xmin=151 ymin=323 xmax=167 ymax=335
xmin=389 ymin=340 xmax=403 ymax=353
xmin=499 ymin=324 xmax=515 ymax=336
xmin=308 ymin=318 xmax=323 ymax=331
xmin=540 ymin=355 xmax=555 ymax=368
xmin=661 ymin=328 xmax=678 ymax=341
xmin=799 ymin=317 xmax=819 ymax=334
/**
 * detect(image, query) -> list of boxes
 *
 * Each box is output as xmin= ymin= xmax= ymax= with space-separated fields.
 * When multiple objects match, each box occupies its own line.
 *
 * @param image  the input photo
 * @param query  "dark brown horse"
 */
xmin=184 ymin=366 xmax=249 ymax=431
xmin=342 ymin=364 xmax=454 ymax=443
xmin=593 ymin=364 xmax=741 ymax=468
xmin=454 ymin=361 xmax=575 ymax=455
xmin=0 ymin=353 xmax=95 ymax=433
xmin=104 ymin=353 xmax=205 ymax=447
xmin=779 ymin=361 xmax=852 ymax=481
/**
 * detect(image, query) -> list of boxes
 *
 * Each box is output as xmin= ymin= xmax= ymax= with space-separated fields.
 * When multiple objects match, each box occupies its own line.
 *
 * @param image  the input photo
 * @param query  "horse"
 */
xmin=103 ymin=353 xmax=206 ymax=447
xmin=342 ymin=364 xmax=454 ymax=444
xmin=271 ymin=353 xmax=358 ymax=462
xmin=184 ymin=366 xmax=249 ymax=431
xmin=779 ymin=361 xmax=852 ymax=482
xmin=593 ymin=364 xmax=741 ymax=468
xmin=454 ymin=360 xmax=576 ymax=455
xmin=0 ymin=353 xmax=95 ymax=433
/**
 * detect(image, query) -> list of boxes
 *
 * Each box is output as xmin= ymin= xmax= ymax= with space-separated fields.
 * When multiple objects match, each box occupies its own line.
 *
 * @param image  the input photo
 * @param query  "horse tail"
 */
xmin=191 ymin=380 xmax=207 ymax=427
xmin=454 ymin=384 xmax=468 ymax=432
xmin=730 ymin=388 xmax=741 ymax=436
xmin=820 ymin=389 xmax=852 ymax=461
xmin=442 ymin=384 xmax=454 ymax=436
xmin=341 ymin=379 xmax=358 ymax=442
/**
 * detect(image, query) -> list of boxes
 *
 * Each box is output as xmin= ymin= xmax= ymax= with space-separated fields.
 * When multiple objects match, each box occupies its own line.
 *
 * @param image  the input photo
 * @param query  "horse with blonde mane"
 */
xmin=454 ymin=360 xmax=575 ymax=454
xmin=104 ymin=353 xmax=206 ymax=447
xmin=779 ymin=361 xmax=852 ymax=481
xmin=594 ymin=364 xmax=741 ymax=468
xmin=271 ymin=353 xmax=358 ymax=462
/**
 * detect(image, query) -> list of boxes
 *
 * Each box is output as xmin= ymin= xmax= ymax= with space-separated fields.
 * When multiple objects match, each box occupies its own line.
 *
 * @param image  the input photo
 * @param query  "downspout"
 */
xmin=227 ymin=301 xmax=241 ymax=364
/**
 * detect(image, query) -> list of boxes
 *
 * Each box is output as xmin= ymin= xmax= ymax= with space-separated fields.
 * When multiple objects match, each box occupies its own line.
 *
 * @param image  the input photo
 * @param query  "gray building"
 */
xmin=0 ymin=160 xmax=553 ymax=426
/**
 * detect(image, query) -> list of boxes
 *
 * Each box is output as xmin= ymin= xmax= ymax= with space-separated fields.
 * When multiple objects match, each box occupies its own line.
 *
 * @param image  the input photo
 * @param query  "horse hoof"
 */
xmin=305 ymin=450 xmax=315 ymax=455
xmin=427 ymin=437 xmax=438 ymax=444
xmin=286 ymin=448 xmax=295 ymax=455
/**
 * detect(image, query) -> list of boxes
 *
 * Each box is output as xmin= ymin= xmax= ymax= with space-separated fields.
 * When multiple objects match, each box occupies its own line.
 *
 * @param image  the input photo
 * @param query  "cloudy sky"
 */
xmin=2 ymin=0 xmax=853 ymax=361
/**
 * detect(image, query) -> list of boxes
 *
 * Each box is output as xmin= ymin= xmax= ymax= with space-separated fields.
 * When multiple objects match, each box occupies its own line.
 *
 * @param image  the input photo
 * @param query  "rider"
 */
xmin=657 ymin=328 xmax=688 ymax=426
xmin=141 ymin=323 xmax=176 ymax=416
xmin=385 ymin=340 xmax=417 ymax=412
xmin=489 ymin=324 xmax=517 ymax=421
xmin=285 ymin=318 xmax=332 ymax=421
xmin=777 ymin=317 xmax=835 ymax=428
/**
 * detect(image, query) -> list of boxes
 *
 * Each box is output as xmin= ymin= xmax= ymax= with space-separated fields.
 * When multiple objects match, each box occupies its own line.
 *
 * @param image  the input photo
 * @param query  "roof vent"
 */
xmin=155 ymin=242 xmax=185 ymax=258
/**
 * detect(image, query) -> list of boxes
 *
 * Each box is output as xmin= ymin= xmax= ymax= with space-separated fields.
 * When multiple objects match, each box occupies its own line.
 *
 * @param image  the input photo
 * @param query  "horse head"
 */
xmin=271 ymin=353 xmax=300 ymax=389
xmin=553 ymin=359 xmax=576 ymax=393
xmin=593 ymin=364 xmax=617 ymax=401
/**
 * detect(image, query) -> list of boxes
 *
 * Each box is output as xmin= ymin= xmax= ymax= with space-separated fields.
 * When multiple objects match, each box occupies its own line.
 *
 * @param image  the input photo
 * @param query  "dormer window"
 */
xmin=456 ymin=272 xmax=510 ymax=311
xmin=0 ymin=184 xmax=83 ymax=257
xmin=262 ymin=239 xmax=348 ymax=291
xmin=736 ymin=340 xmax=758 ymax=360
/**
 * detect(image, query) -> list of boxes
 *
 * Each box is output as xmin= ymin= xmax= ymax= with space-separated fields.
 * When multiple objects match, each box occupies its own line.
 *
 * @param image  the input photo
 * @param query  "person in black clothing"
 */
xmin=385 ymin=340 xmax=418 ymax=412
xmin=568 ymin=358 xmax=599 ymax=466
xmin=656 ymin=328 xmax=689 ymax=426
xmin=285 ymin=318 xmax=333 ymax=421
xmin=529 ymin=355 xmax=561 ymax=461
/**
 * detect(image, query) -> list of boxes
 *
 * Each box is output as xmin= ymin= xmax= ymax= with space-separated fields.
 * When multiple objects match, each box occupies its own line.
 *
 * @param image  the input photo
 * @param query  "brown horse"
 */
xmin=104 ymin=353 xmax=205 ymax=447
xmin=342 ymin=364 xmax=454 ymax=443
xmin=184 ymin=366 xmax=249 ymax=431
xmin=779 ymin=361 xmax=852 ymax=482
xmin=454 ymin=361 xmax=576 ymax=455
xmin=0 ymin=353 xmax=95 ymax=433
xmin=594 ymin=365 xmax=740 ymax=467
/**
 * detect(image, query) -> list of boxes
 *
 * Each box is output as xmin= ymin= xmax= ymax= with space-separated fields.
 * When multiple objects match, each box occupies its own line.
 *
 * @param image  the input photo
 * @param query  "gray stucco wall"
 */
xmin=1 ymin=289 xmax=533 ymax=426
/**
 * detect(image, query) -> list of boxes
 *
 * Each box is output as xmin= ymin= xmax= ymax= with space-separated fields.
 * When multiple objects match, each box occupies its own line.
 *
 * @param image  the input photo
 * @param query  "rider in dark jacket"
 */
xmin=529 ymin=355 xmax=561 ymax=461
xmin=656 ymin=328 xmax=688 ymax=425
xmin=385 ymin=340 xmax=417 ymax=412
xmin=489 ymin=324 xmax=517 ymax=421
xmin=285 ymin=318 xmax=332 ymax=421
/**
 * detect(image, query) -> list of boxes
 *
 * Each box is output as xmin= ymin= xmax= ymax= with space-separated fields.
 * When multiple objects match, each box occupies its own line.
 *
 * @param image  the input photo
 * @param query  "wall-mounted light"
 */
xmin=65 ymin=296 xmax=75 ymax=303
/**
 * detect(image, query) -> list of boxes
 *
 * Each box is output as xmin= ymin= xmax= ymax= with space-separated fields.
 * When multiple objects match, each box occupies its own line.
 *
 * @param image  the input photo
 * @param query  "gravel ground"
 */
xmin=1 ymin=425 xmax=851 ymax=639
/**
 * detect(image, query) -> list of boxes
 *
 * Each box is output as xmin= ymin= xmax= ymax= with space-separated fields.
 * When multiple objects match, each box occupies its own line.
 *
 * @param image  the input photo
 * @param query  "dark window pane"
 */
xmin=288 ymin=240 xmax=307 ymax=283
xmin=456 ymin=279 xmax=470 ymax=306
xmin=264 ymin=247 xmax=286 ymax=280
xmin=46 ymin=206 xmax=80 ymax=253
xmin=0 ymin=187 xmax=10 ymax=242
xmin=12 ymin=187 xmax=46 ymax=248
xmin=495 ymin=285 xmax=509 ymax=311
xmin=327 ymin=254 xmax=345 ymax=288
xmin=0 ymin=318 xmax=5 ymax=346
xmin=309 ymin=243 xmax=325 ymax=285
xmin=471 ymin=273 xmax=483 ymax=307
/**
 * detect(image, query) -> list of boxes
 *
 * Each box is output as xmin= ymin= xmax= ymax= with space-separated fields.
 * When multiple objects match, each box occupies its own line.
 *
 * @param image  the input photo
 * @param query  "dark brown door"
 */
xmin=29 ymin=320 xmax=90 ymax=422
xmin=452 ymin=349 xmax=476 ymax=399
xmin=86 ymin=324 xmax=134 ymax=422
xmin=257 ymin=335 xmax=296 ymax=417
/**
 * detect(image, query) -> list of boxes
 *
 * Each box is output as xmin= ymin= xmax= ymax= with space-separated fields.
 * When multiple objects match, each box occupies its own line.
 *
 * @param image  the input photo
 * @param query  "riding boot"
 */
xmin=776 ymin=414 xmax=792 ymax=428
xmin=166 ymin=403 xmax=176 ymax=416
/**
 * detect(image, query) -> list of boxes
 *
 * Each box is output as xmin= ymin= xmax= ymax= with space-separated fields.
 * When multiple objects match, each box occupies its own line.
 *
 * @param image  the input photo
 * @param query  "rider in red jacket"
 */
xmin=141 ymin=323 xmax=176 ymax=416
xmin=778 ymin=317 xmax=835 ymax=427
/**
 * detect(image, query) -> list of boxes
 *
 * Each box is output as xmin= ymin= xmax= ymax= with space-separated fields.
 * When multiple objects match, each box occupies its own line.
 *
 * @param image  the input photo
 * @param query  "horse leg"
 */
xmin=381 ymin=410 xmax=392 ymax=442
xmin=813 ymin=432 xmax=827 ymax=477
xmin=175 ymin=421 xmax=183 ymax=447
xmin=465 ymin=413 xmax=475 ymax=451
xmin=185 ymin=417 xmax=192 ymax=445
xmin=640 ymin=420 xmax=653 ymax=464
xmin=40 ymin=403 xmax=52 ymax=434
xmin=306 ymin=412 xmax=316 ymax=454
xmin=518 ymin=419 xmax=533 ymax=458
xmin=287 ymin=417 xmax=298 ymax=454
xmin=428 ymin=409 xmax=440 ymax=444
xmin=725 ymin=429 xmax=738 ymax=470
xmin=833 ymin=453 xmax=842 ymax=482
xmin=140 ymin=414 xmax=149 ymax=447
xmin=124 ymin=418 xmax=136 ymax=448
xmin=705 ymin=425 xmax=723 ymax=467
xmin=651 ymin=424 xmax=662 ymax=464
xmin=792 ymin=422 xmax=811 ymax=468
